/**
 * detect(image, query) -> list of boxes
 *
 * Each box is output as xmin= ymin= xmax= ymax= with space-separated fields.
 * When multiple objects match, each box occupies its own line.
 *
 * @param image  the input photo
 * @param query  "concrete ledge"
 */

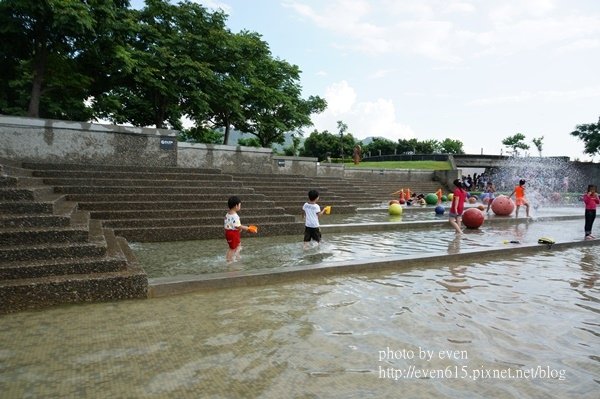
xmin=147 ymin=238 xmax=600 ymax=298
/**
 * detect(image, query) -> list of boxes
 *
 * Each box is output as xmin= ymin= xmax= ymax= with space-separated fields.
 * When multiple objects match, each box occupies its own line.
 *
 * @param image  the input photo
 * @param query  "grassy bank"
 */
xmin=343 ymin=160 xmax=453 ymax=170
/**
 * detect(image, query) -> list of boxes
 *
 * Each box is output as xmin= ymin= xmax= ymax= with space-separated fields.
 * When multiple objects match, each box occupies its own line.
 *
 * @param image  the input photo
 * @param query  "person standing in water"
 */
xmin=509 ymin=179 xmax=530 ymax=218
xmin=449 ymin=179 xmax=467 ymax=234
xmin=583 ymin=184 xmax=599 ymax=239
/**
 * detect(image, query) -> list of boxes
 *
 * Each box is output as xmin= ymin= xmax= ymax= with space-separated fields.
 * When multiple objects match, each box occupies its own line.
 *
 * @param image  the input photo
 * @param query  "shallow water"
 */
xmin=323 ymin=205 xmax=582 ymax=224
xmin=0 ymin=247 xmax=598 ymax=398
xmin=132 ymin=218 xmax=586 ymax=278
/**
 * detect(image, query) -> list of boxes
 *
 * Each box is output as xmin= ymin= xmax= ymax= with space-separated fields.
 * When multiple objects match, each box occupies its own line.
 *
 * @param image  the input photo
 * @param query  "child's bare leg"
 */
xmin=226 ymin=248 xmax=235 ymax=262
xmin=525 ymin=203 xmax=530 ymax=217
xmin=515 ymin=206 xmax=520 ymax=218
xmin=449 ymin=218 xmax=462 ymax=234
xmin=234 ymin=245 xmax=242 ymax=261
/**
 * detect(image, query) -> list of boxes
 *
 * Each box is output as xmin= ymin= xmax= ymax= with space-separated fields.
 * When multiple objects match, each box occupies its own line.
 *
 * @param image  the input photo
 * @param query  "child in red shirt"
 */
xmin=449 ymin=179 xmax=467 ymax=234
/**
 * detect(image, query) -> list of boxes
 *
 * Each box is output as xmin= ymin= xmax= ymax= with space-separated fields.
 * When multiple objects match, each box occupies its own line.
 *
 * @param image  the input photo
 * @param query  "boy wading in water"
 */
xmin=303 ymin=189 xmax=325 ymax=249
xmin=224 ymin=196 xmax=254 ymax=262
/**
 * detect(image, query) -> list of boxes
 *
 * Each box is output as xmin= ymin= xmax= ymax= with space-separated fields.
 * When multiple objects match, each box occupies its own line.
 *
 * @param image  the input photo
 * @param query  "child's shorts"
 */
xmin=304 ymin=227 xmax=322 ymax=242
xmin=449 ymin=212 xmax=463 ymax=218
xmin=516 ymin=198 xmax=528 ymax=206
xmin=225 ymin=229 xmax=241 ymax=249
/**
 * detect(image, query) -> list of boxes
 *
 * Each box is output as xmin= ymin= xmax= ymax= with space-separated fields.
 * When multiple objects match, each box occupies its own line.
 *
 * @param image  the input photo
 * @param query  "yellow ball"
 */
xmin=388 ymin=203 xmax=403 ymax=215
xmin=447 ymin=193 xmax=454 ymax=201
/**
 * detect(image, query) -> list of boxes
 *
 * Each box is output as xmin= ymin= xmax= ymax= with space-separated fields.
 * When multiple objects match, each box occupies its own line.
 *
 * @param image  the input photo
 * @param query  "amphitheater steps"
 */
xmin=0 ymin=164 xmax=148 ymax=313
xmin=19 ymin=162 xmax=306 ymax=242
xmin=230 ymin=173 xmax=360 ymax=214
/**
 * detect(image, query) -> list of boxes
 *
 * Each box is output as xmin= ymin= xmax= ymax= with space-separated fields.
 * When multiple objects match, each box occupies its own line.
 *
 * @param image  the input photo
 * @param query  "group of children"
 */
xmin=225 ymin=181 xmax=600 ymax=261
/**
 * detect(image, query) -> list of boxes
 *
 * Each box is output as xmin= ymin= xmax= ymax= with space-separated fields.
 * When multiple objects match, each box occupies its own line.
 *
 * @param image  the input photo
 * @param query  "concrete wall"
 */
xmin=334 ymin=167 xmax=459 ymax=187
xmin=177 ymin=142 xmax=321 ymax=175
xmin=0 ymin=115 xmax=177 ymax=166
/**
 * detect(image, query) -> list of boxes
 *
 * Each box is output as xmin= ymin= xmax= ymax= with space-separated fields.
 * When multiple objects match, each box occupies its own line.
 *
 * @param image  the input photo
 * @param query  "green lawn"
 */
xmin=343 ymin=160 xmax=453 ymax=170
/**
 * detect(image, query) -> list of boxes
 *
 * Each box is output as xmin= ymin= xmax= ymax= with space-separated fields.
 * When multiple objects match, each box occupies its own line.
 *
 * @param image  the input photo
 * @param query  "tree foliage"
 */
xmin=531 ymin=136 xmax=544 ymax=157
xmin=0 ymin=0 xmax=129 ymax=120
xmin=571 ymin=117 xmax=600 ymax=156
xmin=300 ymin=129 xmax=357 ymax=161
xmin=363 ymin=137 xmax=397 ymax=156
xmin=439 ymin=138 xmax=464 ymax=154
xmin=0 ymin=0 xmax=325 ymax=147
xmin=502 ymin=133 xmax=530 ymax=156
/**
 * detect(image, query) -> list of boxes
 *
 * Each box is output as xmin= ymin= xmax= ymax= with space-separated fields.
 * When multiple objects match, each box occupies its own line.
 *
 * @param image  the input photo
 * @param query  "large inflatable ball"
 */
xmin=435 ymin=205 xmax=445 ymax=215
xmin=389 ymin=199 xmax=399 ymax=206
xmin=447 ymin=193 xmax=454 ymax=202
xmin=550 ymin=192 xmax=561 ymax=202
xmin=389 ymin=203 xmax=403 ymax=216
xmin=462 ymin=208 xmax=485 ymax=229
xmin=425 ymin=193 xmax=438 ymax=205
xmin=477 ymin=204 xmax=485 ymax=211
xmin=468 ymin=197 xmax=477 ymax=204
xmin=441 ymin=195 xmax=448 ymax=202
xmin=491 ymin=195 xmax=515 ymax=216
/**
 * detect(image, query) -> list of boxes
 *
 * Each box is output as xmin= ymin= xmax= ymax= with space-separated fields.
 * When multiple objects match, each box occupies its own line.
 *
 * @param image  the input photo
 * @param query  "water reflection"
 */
xmin=133 ymin=219 xmax=586 ymax=278
xmin=1 ymin=248 xmax=597 ymax=398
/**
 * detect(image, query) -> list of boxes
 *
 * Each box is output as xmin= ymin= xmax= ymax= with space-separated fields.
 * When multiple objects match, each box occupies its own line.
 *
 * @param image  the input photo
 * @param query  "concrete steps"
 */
xmin=0 ymin=161 xmax=148 ymax=313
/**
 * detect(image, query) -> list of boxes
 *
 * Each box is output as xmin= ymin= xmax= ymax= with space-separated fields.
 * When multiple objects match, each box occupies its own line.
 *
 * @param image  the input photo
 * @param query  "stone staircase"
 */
xmin=229 ymin=173 xmax=363 ymax=216
xmin=0 ymin=161 xmax=147 ymax=313
xmin=20 ymin=162 xmax=305 ymax=242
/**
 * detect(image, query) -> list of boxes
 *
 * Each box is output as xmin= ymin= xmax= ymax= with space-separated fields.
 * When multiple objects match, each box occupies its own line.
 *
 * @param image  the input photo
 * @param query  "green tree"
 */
xmin=178 ymin=126 xmax=223 ymax=144
xmin=94 ymin=0 xmax=219 ymax=129
xmin=300 ymin=129 xmax=339 ymax=161
xmin=240 ymin=55 xmax=326 ymax=147
xmin=502 ymin=133 xmax=530 ymax=156
xmin=0 ymin=0 xmax=128 ymax=119
xmin=237 ymin=137 xmax=261 ymax=147
xmin=187 ymin=28 xmax=263 ymax=145
xmin=439 ymin=138 xmax=464 ymax=154
xmin=531 ymin=136 xmax=544 ymax=157
xmin=397 ymin=138 xmax=419 ymax=154
xmin=363 ymin=137 xmax=396 ymax=156
xmin=414 ymin=139 xmax=441 ymax=154
xmin=571 ymin=117 xmax=600 ymax=156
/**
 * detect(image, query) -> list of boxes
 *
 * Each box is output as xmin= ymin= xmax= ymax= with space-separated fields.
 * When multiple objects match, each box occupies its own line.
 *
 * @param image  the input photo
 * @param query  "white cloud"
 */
xmin=283 ymin=0 xmax=600 ymax=62
xmin=321 ymin=81 xmax=356 ymax=115
xmin=468 ymin=86 xmax=600 ymax=106
xmin=311 ymin=81 xmax=414 ymax=141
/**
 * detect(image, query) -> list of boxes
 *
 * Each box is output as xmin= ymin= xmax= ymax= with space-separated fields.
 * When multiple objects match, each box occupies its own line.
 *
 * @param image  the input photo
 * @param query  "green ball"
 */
xmin=441 ymin=195 xmax=448 ymax=202
xmin=425 ymin=193 xmax=438 ymax=205
xmin=388 ymin=203 xmax=403 ymax=215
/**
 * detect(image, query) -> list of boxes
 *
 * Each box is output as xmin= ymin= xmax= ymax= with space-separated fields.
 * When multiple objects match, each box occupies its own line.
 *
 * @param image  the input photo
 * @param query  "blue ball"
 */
xmin=435 ymin=205 xmax=445 ymax=215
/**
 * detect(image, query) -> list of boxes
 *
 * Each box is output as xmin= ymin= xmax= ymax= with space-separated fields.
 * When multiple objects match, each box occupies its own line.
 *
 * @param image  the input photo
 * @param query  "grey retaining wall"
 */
xmin=0 ymin=115 xmax=177 ymax=166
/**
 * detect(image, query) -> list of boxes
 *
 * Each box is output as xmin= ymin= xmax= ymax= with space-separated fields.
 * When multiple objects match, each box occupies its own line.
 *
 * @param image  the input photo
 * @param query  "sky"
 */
xmin=131 ymin=0 xmax=600 ymax=160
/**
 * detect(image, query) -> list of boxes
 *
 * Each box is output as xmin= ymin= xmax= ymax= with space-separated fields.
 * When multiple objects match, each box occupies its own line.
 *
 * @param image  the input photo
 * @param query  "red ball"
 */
xmin=462 ymin=208 xmax=485 ymax=229
xmin=491 ymin=195 xmax=515 ymax=216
